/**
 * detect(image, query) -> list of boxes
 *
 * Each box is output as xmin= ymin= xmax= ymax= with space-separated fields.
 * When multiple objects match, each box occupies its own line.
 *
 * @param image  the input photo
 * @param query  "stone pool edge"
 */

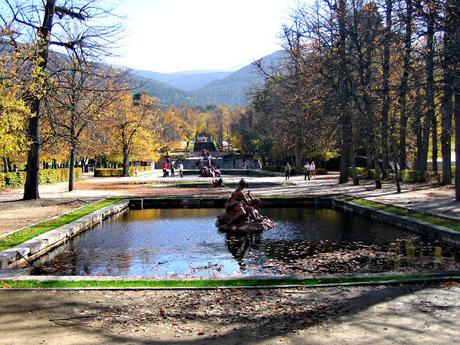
xmin=0 ymin=199 xmax=129 ymax=269
xmin=330 ymin=198 xmax=460 ymax=247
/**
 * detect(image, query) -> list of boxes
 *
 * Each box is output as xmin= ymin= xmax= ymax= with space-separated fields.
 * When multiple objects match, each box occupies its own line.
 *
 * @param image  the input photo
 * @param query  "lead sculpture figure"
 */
xmin=216 ymin=179 xmax=275 ymax=231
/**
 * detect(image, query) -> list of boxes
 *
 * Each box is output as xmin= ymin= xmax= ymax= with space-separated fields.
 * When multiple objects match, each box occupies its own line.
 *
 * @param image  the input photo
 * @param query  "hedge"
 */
xmin=94 ymin=166 xmax=151 ymax=177
xmin=315 ymin=168 xmax=328 ymax=175
xmin=401 ymin=169 xmax=426 ymax=183
xmin=348 ymin=167 xmax=375 ymax=179
xmin=0 ymin=168 xmax=82 ymax=189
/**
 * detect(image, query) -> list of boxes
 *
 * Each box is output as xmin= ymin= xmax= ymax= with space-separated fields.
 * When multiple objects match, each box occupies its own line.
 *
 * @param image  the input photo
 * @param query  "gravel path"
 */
xmin=0 ymin=283 xmax=458 ymax=345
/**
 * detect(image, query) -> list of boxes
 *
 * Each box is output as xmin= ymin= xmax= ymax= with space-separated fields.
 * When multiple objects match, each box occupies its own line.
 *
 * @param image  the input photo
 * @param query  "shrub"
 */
xmin=0 ymin=168 xmax=80 ymax=189
xmin=348 ymin=167 xmax=375 ymax=179
xmin=401 ymin=169 xmax=426 ymax=183
xmin=94 ymin=168 xmax=124 ymax=177
xmin=315 ymin=168 xmax=328 ymax=175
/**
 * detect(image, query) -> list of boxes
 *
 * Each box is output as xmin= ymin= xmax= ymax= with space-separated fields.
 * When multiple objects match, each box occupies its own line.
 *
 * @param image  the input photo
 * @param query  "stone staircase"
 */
xmin=194 ymin=141 xmax=217 ymax=152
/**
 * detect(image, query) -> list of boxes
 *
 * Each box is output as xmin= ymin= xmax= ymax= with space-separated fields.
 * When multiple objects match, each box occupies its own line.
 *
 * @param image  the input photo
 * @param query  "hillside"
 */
xmin=193 ymin=50 xmax=286 ymax=106
xmin=129 ymin=75 xmax=200 ymax=107
xmin=130 ymin=50 xmax=286 ymax=107
xmin=132 ymin=70 xmax=232 ymax=92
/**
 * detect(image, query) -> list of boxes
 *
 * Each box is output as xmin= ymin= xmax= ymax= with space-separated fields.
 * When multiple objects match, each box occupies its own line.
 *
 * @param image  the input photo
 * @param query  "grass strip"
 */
xmin=339 ymin=196 xmax=460 ymax=233
xmin=2 ymin=273 xmax=459 ymax=289
xmin=0 ymin=198 xmax=123 ymax=252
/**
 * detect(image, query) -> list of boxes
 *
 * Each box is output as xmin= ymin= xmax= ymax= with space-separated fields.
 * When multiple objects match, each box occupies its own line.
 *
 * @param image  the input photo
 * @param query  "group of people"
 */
xmin=284 ymin=160 xmax=316 ymax=180
xmin=162 ymin=160 xmax=184 ymax=178
xmin=304 ymin=161 xmax=316 ymax=180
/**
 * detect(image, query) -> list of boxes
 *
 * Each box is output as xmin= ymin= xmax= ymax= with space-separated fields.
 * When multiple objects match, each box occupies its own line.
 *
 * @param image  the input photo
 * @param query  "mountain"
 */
xmin=192 ymin=50 xmax=286 ymax=106
xmin=131 ymin=70 xmax=232 ymax=92
xmin=129 ymin=74 xmax=200 ymax=107
xmin=130 ymin=50 xmax=286 ymax=107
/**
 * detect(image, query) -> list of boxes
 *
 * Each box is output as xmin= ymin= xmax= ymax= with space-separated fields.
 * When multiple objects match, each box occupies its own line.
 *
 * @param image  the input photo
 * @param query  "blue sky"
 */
xmin=110 ymin=0 xmax=299 ymax=73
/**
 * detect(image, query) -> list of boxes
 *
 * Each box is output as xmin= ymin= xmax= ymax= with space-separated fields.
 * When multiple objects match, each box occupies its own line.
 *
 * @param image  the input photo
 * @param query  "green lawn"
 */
xmin=339 ymin=196 xmax=460 ymax=233
xmin=0 ymin=198 xmax=123 ymax=252
xmin=2 ymin=273 xmax=459 ymax=289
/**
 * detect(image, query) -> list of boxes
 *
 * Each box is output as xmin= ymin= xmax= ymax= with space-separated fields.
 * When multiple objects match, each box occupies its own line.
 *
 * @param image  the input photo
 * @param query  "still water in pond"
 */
xmin=31 ymin=208 xmax=460 ymax=277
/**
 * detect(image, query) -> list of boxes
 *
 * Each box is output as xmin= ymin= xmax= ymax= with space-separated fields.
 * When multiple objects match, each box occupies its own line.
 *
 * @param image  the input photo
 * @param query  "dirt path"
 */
xmin=0 ymin=282 xmax=458 ymax=345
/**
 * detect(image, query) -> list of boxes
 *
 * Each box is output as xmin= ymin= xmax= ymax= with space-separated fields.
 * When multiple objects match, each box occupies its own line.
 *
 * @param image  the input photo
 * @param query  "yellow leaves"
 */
xmin=0 ymin=47 xmax=33 ymax=157
xmin=0 ymin=92 xmax=31 ymax=157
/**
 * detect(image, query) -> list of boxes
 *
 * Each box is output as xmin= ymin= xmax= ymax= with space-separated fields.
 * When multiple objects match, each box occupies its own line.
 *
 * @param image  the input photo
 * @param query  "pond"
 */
xmin=30 ymin=208 xmax=460 ymax=277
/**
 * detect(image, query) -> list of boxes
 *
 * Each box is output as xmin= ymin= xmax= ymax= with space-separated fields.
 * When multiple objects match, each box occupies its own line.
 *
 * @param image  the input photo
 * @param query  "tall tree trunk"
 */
xmin=398 ymin=0 xmax=412 ymax=170
xmin=338 ymin=0 xmax=352 ymax=184
xmin=366 ymin=143 xmax=373 ymax=169
xmin=295 ymin=137 xmax=302 ymax=172
xmin=441 ymin=47 xmax=454 ymax=184
xmin=350 ymin=143 xmax=359 ymax=185
xmin=451 ymin=0 xmax=460 ymax=199
xmin=23 ymin=0 xmax=56 ymax=200
xmin=380 ymin=0 xmax=392 ymax=177
xmin=122 ymin=144 xmax=130 ymax=177
xmin=455 ymin=94 xmax=460 ymax=199
xmin=68 ymin=144 xmax=76 ymax=192
xmin=373 ymin=142 xmax=382 ymax=189
xmin=413 ymin=74 xmax=425 ymax=171
xmin=425 ymin=1 xmax=436 ymax=174
xmin=2 ymin=157 xmax=9 ymax=173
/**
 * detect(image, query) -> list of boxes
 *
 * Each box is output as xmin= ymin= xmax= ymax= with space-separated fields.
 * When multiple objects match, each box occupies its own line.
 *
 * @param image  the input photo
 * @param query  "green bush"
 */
xmin=348 ymin=167 xmax=375 ymax=179
xmin=94 ymin=168 xmax=124 ymax=177
xmin=0 ymin=168 xmax=80 ymax=189
xmin=315 ymin=168 xmax=328 ymax=175
xmin=401 ymin=169 xmax=426 ymax=183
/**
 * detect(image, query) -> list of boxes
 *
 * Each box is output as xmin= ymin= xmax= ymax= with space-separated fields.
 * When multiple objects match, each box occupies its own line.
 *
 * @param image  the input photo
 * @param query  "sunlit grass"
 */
xmin=339 ymin=196 xmax=460 ymax=232
xmin=1 ymin=273 xmax=458 ymax=289
xmin=0 ymin=198 xmax=124 ymax=252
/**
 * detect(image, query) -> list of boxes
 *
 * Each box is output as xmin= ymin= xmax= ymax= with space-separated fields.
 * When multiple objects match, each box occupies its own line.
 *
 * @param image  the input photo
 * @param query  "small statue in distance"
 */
xmin=216 ymin=179 xmax=275 ymax=231
xmin=212 ymin=177 xmax=225 ymax=187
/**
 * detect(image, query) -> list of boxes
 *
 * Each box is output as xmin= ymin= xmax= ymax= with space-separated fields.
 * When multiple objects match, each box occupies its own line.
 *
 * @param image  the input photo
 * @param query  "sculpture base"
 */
xmin=217 ymin=219 xmax=275 ymax=232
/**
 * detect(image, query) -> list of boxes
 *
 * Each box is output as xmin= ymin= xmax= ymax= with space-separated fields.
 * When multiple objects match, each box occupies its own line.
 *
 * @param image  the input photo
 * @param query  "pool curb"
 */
xmin=0 ymin=200 xmax=129 ymax=269
xmin=330 ymin=198 xmax=460 ymax=247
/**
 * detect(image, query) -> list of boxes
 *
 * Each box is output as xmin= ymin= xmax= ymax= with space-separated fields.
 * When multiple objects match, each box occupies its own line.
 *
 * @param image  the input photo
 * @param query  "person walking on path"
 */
xmin=178 ymin=162 xmax=184 ymax=178
xmin=310 ymin=161 xmax=316 ymax=179
xmin=170 ymin=162 xmax=175 ymax=177
xmin=162 ymin=162 xmax=168 ymax=178
xmin=304 ymin=161 xmax=311 ymax=180
xmin=285 ymin=163 xmax=291 ymax=180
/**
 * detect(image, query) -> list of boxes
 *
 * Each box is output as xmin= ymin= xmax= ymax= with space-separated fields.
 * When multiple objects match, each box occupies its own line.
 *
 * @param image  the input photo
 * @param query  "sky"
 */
xmin=110 ymin=0 xmax=299 ymax=73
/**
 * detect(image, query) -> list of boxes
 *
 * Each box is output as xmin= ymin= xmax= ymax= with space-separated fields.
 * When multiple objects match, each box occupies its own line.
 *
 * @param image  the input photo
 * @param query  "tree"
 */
xmin=44 ymin=52 xmax=127 ymax=191
xmin=104 ymin=92 xmax=161 ymax=177
xmin=0 ymin=38 xmax=32 ymax=168
xmin=398 ymin=0 xmax=414 ymax=170
xmin=380 ymin=0 xmax=393 ymax=177
xmin=2 ymin=0 xmax=122 ymax=199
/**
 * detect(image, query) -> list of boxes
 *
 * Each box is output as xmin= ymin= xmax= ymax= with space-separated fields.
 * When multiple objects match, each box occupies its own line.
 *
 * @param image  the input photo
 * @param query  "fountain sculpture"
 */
xmin=216 ymin=179 xmax=275 ymax=231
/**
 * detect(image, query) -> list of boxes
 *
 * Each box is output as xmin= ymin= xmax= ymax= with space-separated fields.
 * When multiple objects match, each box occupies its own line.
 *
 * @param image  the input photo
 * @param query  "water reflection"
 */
xmin=30 ymin=208 xmax=460 ymax=277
